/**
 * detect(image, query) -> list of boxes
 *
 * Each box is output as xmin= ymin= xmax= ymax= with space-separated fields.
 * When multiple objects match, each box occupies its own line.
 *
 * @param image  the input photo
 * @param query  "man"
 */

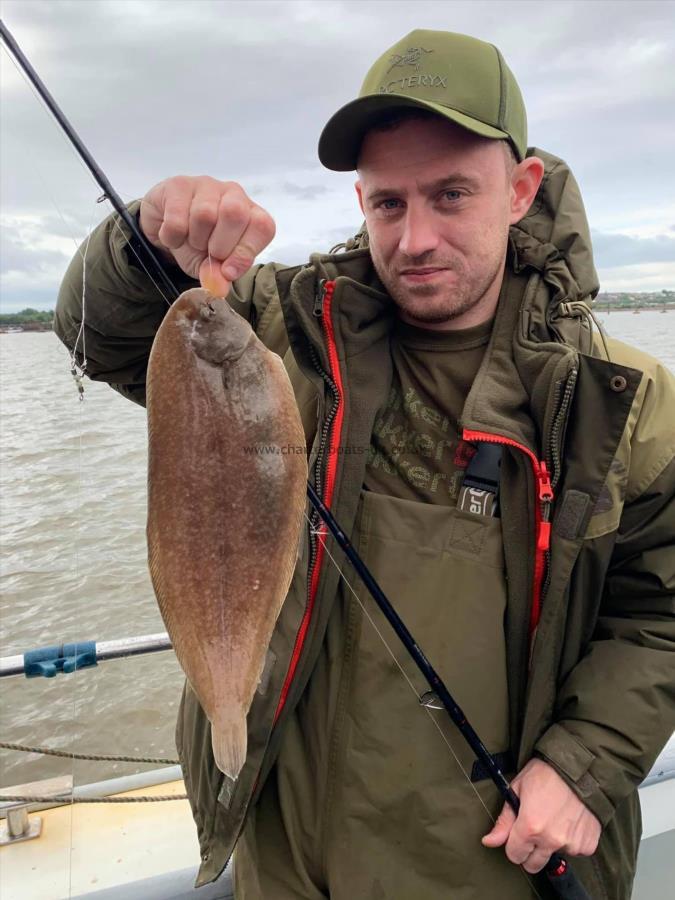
xmin=55 ymin=29 xmax=675 ymax=900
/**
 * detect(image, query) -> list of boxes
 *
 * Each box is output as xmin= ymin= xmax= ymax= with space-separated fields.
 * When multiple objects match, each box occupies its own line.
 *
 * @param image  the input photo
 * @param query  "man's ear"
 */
xmin=355 ymin=181 xmax=365 ymax=215
xmin=509 ymin=157 xmax=545 ymax=224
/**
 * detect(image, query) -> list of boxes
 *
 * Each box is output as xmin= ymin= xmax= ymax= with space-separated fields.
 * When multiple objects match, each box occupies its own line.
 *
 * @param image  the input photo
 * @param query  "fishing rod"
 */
xmin=308 ymin=486 xmax=586 ymax=898
xmin=0 ymin=20 xmax=588 ymax=899
xmin=0 ymin=20 xmax=178 ymax=301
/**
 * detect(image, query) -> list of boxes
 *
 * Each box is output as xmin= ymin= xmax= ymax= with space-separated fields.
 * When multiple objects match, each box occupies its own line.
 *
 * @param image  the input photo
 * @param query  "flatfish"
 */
xmin=146 ymin=288 xmax=307 ymax=779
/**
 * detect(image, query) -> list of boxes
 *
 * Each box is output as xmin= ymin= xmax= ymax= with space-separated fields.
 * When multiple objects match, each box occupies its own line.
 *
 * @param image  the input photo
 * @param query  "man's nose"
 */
xmin=398 ymin=204 xmax=441 ymax=258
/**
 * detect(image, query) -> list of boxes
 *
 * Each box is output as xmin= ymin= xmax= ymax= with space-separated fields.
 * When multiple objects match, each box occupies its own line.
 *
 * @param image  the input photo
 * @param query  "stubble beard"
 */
xmin=371 ymin=249 xmax=505 ymax=326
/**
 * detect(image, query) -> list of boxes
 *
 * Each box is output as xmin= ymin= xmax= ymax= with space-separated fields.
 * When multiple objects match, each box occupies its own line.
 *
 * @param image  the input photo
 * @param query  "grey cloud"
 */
xmin=259 ymin=241 xmax=315 ymax=266
xmin=5 ymin=0 xmax=673 ymax=189
xmin=1 ymin=0 xmax=674 ymax=305
xmin=592 ymin=231 xmax=675 ymax=268
xmin=282 ymin=183 xmax=329 ymax=201
xmin=261 ymin=223 xmax=361 ymax=264
xmin=0 ymin=224 xmax=72 ymax=274
xmin=316 ymin=224 xmax=366 ymax=247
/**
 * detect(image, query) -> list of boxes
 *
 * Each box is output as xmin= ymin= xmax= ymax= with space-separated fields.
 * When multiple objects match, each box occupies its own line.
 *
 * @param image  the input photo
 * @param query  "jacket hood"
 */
xmin=512 ymin=147 xmax=599 ymax=307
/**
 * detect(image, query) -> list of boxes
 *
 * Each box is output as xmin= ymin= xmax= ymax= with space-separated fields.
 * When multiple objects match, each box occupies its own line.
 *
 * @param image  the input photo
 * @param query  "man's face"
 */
xmin=355 ymin=117 xmax=515 ymax=328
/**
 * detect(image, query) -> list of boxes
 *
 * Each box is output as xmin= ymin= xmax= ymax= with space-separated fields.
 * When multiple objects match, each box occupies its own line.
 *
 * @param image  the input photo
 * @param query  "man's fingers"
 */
xmin=522 ymin=845 xmax=553 ymax=874
xmin=481 ymin=803 xmax=516 ymax=848
xmin=214 ymin=203 xmax=276 ymax=282
xmin=504 ymin=824 xmax=538 ymax=866
xmin=206 ymin=188 xmax=254 ymax=262
xmin=141 ymin=176 xmax=276 ymax=283
xmin=504 ymin=810 xmax=564 ymax=867
xmin=156 ymin=179 xmax=193 ymax=250
xmin=481 ymin=760 xmax=602 ymax=875
xmin=188 ymin=192 xmax=220 ymax=253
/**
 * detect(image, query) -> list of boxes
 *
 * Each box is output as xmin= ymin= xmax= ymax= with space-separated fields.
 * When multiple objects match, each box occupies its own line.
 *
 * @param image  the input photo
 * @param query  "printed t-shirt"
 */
xmin=364 ymin=314 xmax=494 ymax=503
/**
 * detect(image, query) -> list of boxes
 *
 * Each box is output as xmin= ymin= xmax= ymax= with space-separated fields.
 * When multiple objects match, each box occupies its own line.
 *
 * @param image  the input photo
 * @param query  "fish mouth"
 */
xmin=199 ymin=302 xmax=217 ymax=321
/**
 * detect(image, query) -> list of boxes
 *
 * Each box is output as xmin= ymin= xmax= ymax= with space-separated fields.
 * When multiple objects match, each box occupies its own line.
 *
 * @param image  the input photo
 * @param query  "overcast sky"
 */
xmin=1 ymin=0 xmax=674 ymax=311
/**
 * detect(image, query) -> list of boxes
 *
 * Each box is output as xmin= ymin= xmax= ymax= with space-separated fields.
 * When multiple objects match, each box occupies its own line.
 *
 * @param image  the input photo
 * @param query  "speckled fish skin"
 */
xmin=146 ymin=288 xmax=307 ymax=780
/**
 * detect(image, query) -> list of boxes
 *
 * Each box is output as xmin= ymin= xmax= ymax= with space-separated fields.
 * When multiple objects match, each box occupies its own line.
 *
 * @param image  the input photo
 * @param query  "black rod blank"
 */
xmin=0 ymin=19 xmax=179 ymax=300
xmin=307 ymin=484 xmax=588 ymax=899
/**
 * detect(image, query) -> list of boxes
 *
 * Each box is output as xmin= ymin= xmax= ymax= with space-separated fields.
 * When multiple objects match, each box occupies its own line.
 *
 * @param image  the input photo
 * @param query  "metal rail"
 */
xmin=0 ymin=633 xmax=172 ymax=678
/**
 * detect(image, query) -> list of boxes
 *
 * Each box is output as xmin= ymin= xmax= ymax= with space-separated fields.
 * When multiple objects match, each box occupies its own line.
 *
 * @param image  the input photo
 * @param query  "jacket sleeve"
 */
xmin=534 ymin=365 xmax=675 ymax=826
xmin=54 ymin=200 xmax=286 ymax=407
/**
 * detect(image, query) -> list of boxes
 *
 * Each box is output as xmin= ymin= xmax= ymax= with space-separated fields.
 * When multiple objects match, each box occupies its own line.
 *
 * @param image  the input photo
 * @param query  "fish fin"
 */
xmin=211 ymin=713 xmax=248 ymax=780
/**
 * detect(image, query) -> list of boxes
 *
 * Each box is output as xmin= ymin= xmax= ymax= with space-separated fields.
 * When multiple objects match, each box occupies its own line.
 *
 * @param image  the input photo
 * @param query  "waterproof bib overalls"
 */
xmin=235 ymin=488 xmax=539 ymax=899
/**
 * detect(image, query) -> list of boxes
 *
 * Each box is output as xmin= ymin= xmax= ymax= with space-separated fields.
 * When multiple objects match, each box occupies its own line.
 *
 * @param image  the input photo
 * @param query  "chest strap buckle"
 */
xmin=457 ymin=442 xmax=502 ymax=517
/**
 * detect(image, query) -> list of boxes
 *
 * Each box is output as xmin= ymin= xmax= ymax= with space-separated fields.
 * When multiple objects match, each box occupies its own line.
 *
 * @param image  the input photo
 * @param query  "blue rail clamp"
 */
xmin=24 ymin=642 xmax=97 ymax=678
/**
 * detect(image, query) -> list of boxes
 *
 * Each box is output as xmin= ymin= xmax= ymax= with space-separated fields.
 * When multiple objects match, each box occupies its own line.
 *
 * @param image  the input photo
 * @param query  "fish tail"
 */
xmin=211 ymin=713 xmax=248 ymax=780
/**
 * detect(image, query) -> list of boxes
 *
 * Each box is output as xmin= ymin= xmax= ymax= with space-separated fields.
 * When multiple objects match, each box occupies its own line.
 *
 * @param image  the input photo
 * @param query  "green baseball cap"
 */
xmin=318 ymin=29 xmax=527 ymax=171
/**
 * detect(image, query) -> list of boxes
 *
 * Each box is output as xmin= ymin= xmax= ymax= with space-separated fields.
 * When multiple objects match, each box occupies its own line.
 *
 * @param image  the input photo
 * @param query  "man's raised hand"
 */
xmin=140 ymin=176 xmax=276 ymax=296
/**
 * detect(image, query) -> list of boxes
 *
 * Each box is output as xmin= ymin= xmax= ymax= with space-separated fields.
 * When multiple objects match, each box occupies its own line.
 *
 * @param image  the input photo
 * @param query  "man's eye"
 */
xmin=381 ymin=199 xmax=400 ymax=210
xmin=444 ymin=190 xmax=462 ymax=201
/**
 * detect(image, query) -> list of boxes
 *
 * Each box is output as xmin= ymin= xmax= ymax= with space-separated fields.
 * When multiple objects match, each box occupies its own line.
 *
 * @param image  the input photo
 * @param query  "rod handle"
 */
xmin=545 ymin=853 xmax=591 ymax=900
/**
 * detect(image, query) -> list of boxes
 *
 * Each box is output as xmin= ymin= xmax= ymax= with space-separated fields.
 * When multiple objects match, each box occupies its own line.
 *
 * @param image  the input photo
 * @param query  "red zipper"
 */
xmin=273 ymin=280 xmax=342 ymax=724
xmin=462 ymin=428 xmax=553 ymax=636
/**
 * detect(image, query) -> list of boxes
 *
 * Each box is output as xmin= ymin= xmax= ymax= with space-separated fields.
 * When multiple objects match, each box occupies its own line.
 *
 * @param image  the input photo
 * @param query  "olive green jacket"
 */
xmin=55 ymin=149 xmax=675 ymax=898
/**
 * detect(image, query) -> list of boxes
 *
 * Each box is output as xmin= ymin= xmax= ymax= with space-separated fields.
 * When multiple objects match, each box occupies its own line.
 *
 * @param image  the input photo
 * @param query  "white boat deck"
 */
xmin=0 ymin=777 xmax=231 ymax=900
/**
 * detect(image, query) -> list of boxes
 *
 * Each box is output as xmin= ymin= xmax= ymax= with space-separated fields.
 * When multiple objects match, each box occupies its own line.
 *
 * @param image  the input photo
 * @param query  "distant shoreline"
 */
xmin=2 ymin=309 xmax=675 ymax=335
xmin=0 ymin=324 xmax=53 ymax=333
xmin=596 ymin=305 xmax=675 ymax=313
xmin=1 ymin=299 xmax=673 ymax=334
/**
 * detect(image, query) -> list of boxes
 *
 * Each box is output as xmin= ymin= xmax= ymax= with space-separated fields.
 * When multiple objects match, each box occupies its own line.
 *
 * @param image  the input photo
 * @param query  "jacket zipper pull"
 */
xmin=313 ymin=279 xmax=327 ymax=316
xmin=538 ymin=461 xmax=553 ymax=502
xmin=537 ymin=461 xmax=553 ymax=551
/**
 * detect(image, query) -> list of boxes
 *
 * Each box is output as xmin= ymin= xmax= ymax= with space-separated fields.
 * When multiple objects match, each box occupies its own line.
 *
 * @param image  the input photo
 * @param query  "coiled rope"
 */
xmin=0 ymin=741 xmax=186 ymax=803
xmin=0 ymin=740 xmax=179 ymax=765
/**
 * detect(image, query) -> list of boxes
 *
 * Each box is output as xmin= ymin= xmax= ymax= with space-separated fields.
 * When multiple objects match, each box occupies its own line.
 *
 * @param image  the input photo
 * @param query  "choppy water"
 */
xmin=0 ymin=333 xmax=183 ymax=788
xmin=1 ymin=311 xmax=673 ymax=789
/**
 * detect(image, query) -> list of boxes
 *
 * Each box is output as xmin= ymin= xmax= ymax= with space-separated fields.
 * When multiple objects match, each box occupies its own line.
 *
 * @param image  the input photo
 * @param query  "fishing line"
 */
xmin=62 ymin=324 xmax=87 ymax=899
xmin=3 ymin=41 xmax=110 ymax=393
xmin=3 ymin=35 xmax=176 ymax=315
xmin=110 ymin=214 xmax=173 ymax=309
xmin=2 ymin=128 xmax=95 ymax=264
xmin=68 ymin=199 xmax=100 ymax=399
xmin=63 ymin=198 xmax=102 ymax=897
xmin=1 ymin=43 xmax=104 ymax=194
xmin=3 ymin=40 xmax=95 ymax=897
xmin=303 ymin=510 xmax=544 ymax=900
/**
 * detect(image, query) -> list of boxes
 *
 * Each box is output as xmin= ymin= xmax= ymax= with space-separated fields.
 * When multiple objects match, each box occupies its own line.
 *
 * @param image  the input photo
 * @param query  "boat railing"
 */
xmin=0 ymin=632 xmax=172 ymax=678
xmin=1 ymin=632 xmax=674 ymax=787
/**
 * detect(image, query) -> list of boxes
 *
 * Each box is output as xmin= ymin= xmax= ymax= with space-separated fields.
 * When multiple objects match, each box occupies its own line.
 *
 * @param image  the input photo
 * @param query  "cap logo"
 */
xmin=387 ymin=47 xmax=433 ymax=74
xmin=377 ymin=74 xmax=448 ymax=94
